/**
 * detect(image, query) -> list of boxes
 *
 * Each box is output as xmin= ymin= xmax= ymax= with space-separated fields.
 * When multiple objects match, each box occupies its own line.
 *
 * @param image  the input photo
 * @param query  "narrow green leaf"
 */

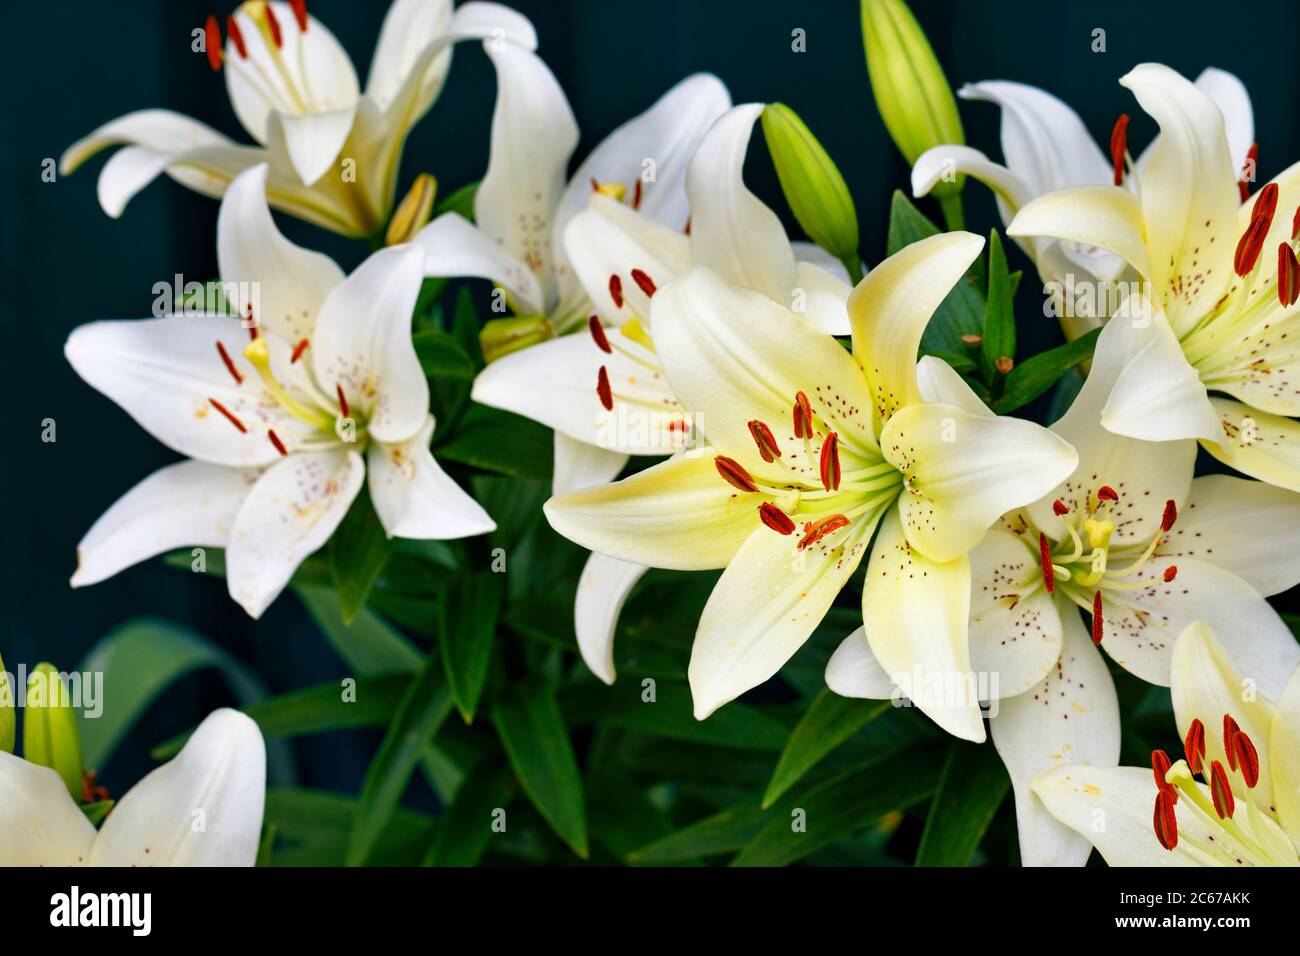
xmin=586 ymin=769 xmax=676 ymax=862
xmin=440 ymin=571 xmax=504 ymax=721
xmin=991 ymin=327 xmax=1101 ymax=414
xmin=264 ymin=789 xmax=435 ymax=866
xmin=436 ymin=404 xmax=553 ymax=480
xmin=762 ymin=693 xmax=890 ymax=807
xmin=422 ymin=762 xmax=515 ymax=866
xmin=493 ymin=682 xmax=589 ymax=858
xmin=296 ymin=586 xmax=423 ymax=675
xmin=80 ymin=800 xmax=115 ymax=826
xmin=926 ymin=351 xmax=977 ymax=374
xmin=434 ymin=180 xmax=479 ymax=221
xmin=328 ymin=489 xmax=392 ymax=625
xmin=628 ymin=802 xmax=768 ymax=864
xmin=915 ymin=740 xmax=1010 ymax=866
xmin=347 ymin=654 xmax=454 ymax=866
xmin=980 ymin=230 xmax=1015 ymax=380
xmin=256 ymin=823 xmax=278 ymax=867
xmin=413 ymin=329 xmax=476 ymax=380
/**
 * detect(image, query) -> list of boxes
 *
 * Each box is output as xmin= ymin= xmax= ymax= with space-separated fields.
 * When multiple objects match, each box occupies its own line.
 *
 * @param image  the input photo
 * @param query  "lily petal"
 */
xmin=90 ymin=709 xmax=265 ymax=866
xmin=1007 ymin=185 xmax=1152 ymax=283
xmin=825 ymin=625 xmax=897 ymax=700
xmin=575 ymin=551 xmax=649 ymax=684
xmin=226 ymin=449 xmax=364 ymax=618
xmin=862 ymin=505 xmax=985 ymax=742
xmin=1202 ymin=397 xmax=1300 ymax=493
xmin=0 ymin=753 xmax=97 ymax=865
xmin=1194 ymin=67 xmax=1254 ymax=177
xmin=793 ymin=259 xmax=853 ymax=336
xmin=915 ymin=355 xmax=993 ymax=416
xmin=990 ymin=598 xmax=1120 ymax=866
xmin=912 ymin=144 xmax=1036 ymax=218
xmin=1271 ymin=664 xmax=1300 ymax=842
xmin=266 ymin=106 xmax=357 ymax=187
xmin=413 ymin=213 xmax=545 ymax=315
xmin=552 ymin=433 xmax=628 ymax=495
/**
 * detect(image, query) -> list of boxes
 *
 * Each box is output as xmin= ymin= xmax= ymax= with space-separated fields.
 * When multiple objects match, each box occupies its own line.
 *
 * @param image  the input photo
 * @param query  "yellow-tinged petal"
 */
xmin=1202 ymin=397 xmax=1300 ymax=493
xmin=1270 ymin=664 xmax=1300 ymax=842
xmin=1007 ymin=185 xmax=1151 ymax=282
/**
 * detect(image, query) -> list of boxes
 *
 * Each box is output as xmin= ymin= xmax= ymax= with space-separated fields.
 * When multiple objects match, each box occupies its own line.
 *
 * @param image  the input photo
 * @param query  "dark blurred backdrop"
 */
xmin=2 ymin=0 xmax=1297 ymax=794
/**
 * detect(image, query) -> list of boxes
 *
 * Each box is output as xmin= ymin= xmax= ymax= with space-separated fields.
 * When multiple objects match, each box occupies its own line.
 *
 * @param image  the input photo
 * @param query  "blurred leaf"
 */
xmin=440 ymin=572 xmax=504 ymax=722
xmin=915 ymin=741 xmax=1010 ymax=865
xmin=163 ymin=547 xmax=329 ymax=588
xmin=587 ymin=770 xmax=675 ymax=862
xmin=437 ymin=404 xmax=553 ymax=480
xmin=328 ymin=489 xmax=392 ymax=625
xmin=763 ymin=693 xmax=890 ymax=807
xmin=435 ymin=180 xmax=479 ymax=220
xmin=256 ymin=823 xmax=278 ymax=867
xmin=296 ymin=586 xmax=423 ymax=674
xmin=1047 ymin=368 xmax=1084 ymax=424
xmin=422 ymin=761 xmax=515 ymax=866
xmin=928 ymin=351 xmax=977 ymax=374
xmin=494 ymin=682 xmax=589 ymax=858
xmin=413 ymin=329 xmax=476 ymax=380
xmin=348 ymin=654 xmax=454 ymax=866
xmin=80 ymin=800 xmax=114 ymax=826
xmin=264 ymin=789 xmax=435 ymax=866
xmin=980 ymin=230 xmax=1016 ymax=381
xmin=991 ymin=328 xmax=1101 ymax=414
xmin=629 ymin=802 xmax=767 ymax=864
xmin=151 ymin=673 xmax=411 ymax=759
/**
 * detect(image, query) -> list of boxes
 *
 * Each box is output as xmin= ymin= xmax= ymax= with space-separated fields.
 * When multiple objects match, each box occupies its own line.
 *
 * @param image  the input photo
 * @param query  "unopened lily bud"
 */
xmin=0 ymin=650 xmax=14 ymax=755
xmin=480 ymin=314 xmax=554 ymax=364
xmin=24 ymin=662 xmax=84 ymax=800
xmin=761 ymin=103 xmax=862 ymax=281
xmin=861 ymin=0 xmax=965 ymax=200
xmin=385 ymin=173 xmax=438 ymax=246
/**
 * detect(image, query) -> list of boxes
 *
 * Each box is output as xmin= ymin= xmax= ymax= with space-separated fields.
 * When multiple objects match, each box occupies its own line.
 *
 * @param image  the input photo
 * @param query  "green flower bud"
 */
xmin=861 ymin=0 xmax=965 ymax=209
xmin=24 ymin=662 xmax=84 ymax=800
xmin=0 ymin=651 xmax=14 ymax=755
xmin=760 ymin=103 xmax=862 ymax=282
xmin=480 ymin=314 xmax=555 ymax=365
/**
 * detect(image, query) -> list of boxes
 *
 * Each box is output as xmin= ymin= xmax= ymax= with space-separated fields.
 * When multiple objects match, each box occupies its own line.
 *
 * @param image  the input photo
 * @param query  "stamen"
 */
xmin=264 ymin=3 xmax=283 ymax=47
xmin=1209 ymin=760 xmax=1235 ymax=819
xmin=819 ymin=432 xmax=841 ymax=491
xmin=596 ymin=366 xmax=613 ymax=411
xmin=683 ymin=216 xmax=691 ymax=236
xmin=747 ymin=420 xmax=782 ymax=462
xmin=290 ymin=338 xmax=309 ymax=363
xmin=798 ymin=514 xmax=850 ymax=551
xmin=1223 ymin=714 xmax=1241 ymax=769
xmin=268 ymin=429 xmax=288 ymax=456
xmin=632 ymin=179 xmax=643 ymax=210
xmin=1184 ymin=718 xmax=1206 ymax=774
xmin=631 ymin=269 xmax=657 ymax=298
xmin=609 ymin=275 xmax=624 ymax=309
xmin=715 ymin=455 xmax=758 ymax=493
xmin=759 ymin=502 xmax=795 ymax=535
xmin=994 ymin=356 xmax=1014 ymax=374
xmin=205 ymin=16 xmax=223 ymax=71
xmin=1109 ymin=113 xmax=1129 ymax=186
xmin=1153 ymin=789 xmax=1179 ymax=851
xmin=209 ymin=398 xmax=247 ymax=433
xmin=336 ymin=384 xmax=350 ymax=419
xmin=1294 ymin=206 xmax=1300 ymax=241
xmin=1052 ymin=499 xmax=1069 ymax=516
xmin=1161 ymin=499 xmax=1177 ymax=532
xmin=1038 ymin=532 xmax=1055 ymax=593
xmin=226 ymin=14 xmax=248 ymax=58
xmin=590 ymin=177 xmax=600 ymax=192
xmin=216 ymin=341 xmax=243 ymax=384
xmin=1152 ymin=750 xmax=1175 ymax=795
xmin=1238 ymin=143 xmax=1259 ymax=202
xmin=793 ymin=391 xmax=813 ymax=439
xmin=1162 ymin=565 xmax=1178 ymax=582
xmin=1235 ymin=210 xmax=1273 ymax=276
xmin=1279 ymin=244 xmax=1300 ymax=308
xmin=290 ymin=0 xmax=309 ymax=32
xmin=1232 ymin=730 xmax=1260 ymax=789
xmin=1097 ymin=485 xmax=1119 ymax=502
xmin=1252 ymin=181 xmax=1279 ymax=224
xmin=588 ymin=315 xmax=612 ymax=353
xmin=1091 ymin=590 xmax=1104 ymax=645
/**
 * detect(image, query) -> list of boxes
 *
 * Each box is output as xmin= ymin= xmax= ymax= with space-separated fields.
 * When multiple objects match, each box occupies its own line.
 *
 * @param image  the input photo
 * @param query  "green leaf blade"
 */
xmin=762 ymin=692 xmax=890 ymax=808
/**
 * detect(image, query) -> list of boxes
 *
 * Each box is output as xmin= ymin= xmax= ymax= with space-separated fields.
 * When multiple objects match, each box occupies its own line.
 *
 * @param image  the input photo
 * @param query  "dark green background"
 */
xmin=2 ymin=0 xmax=1297 ymax=790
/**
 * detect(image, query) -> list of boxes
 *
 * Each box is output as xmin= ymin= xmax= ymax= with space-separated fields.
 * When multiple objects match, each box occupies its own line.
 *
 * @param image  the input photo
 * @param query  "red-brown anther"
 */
xmin=590 ymin=177 xmax=600 ymax=192
xmin=632 ymin=178 xmax=643 ymax=210
xmin=819 ymin=432 xmax=841 ymax=491
xmin=759 ymin=502 xmax=795 ymax=535
xmin=226 ymin=14 xmax=248 ymax=58
xmin=1161 ymin=499 xmax=1178 ymax=532
xmin=336 ymin=384 xmax=350 ymax=418
xmin=268 ymin=429 xmax=289 ymax=456
xmin=1235 ymin=213 xmax=1272 ymax=276
xmin=290 ymin=0 xmax=309 ymax=32
xmin=1232 ymin=730 xmax=1260 ymax=789
xmin=1252 ymin=181 xmax=1279 ymax=225
xmin=798 ymin=514 xmax=850 ymax=551
xmin=1239 ymin=143 xmax=1259 ymax=202
xmin=1279 ymin=244 xmax=1300 ymax=308
xmin=1052 ymin=498 xmax=1069 ymax=516
xmin=631 ymin=268 xmax=656 ymax=298
xmin=1163 ymin=565 xmax=1178 ymax=582
xmin=747 ymin=420 xmax=782 ymax=462
xmin=1091 ymin=590 xmax=1104 ymax=645
xmin=82 ymin=769 xmax=110 ymax=805
xmin=1151 ymin=749 xmax=1175 ymax=794
xmin=1038 ymin=532 xmax=1055 ymax=594
xmin=793 ymin=391 xmax=813 ymax=439
xmin=715 ymin=455 xmax=758 ymax=493
xmin=587 ymin=315 xmax=611 ymax=353
xmin=1223 ymin=714 xmax=1242 ymax=769
xmin=264 ymin=3 xmax=284 ymax=47
xmin=609 ymin=274 xmax=624 ymax=309
xmin=683 ymin=216 xmax=691 ymax=236
xmin=209 ymin=398 xmax=247 ymax=433
xmin=216 ymin=341 xmax=243 ymax=384
xmin=1153 ymin=789 xmax=1179 ymax=850
xmin=1097 ymin=485 xmax=1119 ymax=502
xmin=1209 ymin=760 xmax=1235 ymax=819
xmin=1109 ymin=113 xmax=1130 ymax=186
xmin=1293 ymin=205 xmax=1300 ymax=241
xmin=596 ymin=366 xmax=614 ymax=411
xmin=205 ymin=16 xmax=223 ymax=71
xmin=1184 ymin=717 xmax=1207 ymax=775
xmin=290 ymin=337 xmax=309 ymax=363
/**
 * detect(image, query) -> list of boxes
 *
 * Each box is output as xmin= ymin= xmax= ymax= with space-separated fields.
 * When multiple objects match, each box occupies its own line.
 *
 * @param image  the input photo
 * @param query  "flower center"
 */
xmin=210 ymin=1 xmax=325 ymax=118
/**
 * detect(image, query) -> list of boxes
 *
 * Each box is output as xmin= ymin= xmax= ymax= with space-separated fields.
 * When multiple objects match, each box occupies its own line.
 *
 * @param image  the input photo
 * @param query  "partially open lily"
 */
xmin=1005 ymin=63 xmax=1300 ymax=493
xmin=61 ymin=0 xmax=535 ymax=237
xmin=911 ymin=66 xmax=1253 ymax=341
xmin=0 ymin=709 xmax=265 ymax=866
xmin=65 ymin=164 xmax=493 ymax=619
xmin=1034 ymin=622 xmax=1300 ymax=866
xmin=545 ymin=234 xmax=1077 ymax=730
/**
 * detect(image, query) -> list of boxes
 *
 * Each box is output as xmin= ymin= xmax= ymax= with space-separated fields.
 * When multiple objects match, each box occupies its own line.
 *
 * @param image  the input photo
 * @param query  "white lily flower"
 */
xmin=61 ymin=0 xmax=536 ymax=237
xmin=1004 ymin=63 xmax=1300 ymax=493
xmin=66 ymin=164 xmax=494 ymax=619
xmin=911 ymin=66 xmax=1253 ymax=340
xmin=545 ymin=233 xmax=1077 ymax=729
xmin=0 ymin=709 xmax=264 ymax=866
xmin=1034 ymin=622 xmax=1300 ymax=866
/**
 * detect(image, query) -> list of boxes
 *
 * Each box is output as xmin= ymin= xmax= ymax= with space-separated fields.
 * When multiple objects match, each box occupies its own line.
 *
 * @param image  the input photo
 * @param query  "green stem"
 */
xmin=938 ymin=192 xmax=965 ymax=231
xmin=843 ymin=253 xmax=865 ymax=285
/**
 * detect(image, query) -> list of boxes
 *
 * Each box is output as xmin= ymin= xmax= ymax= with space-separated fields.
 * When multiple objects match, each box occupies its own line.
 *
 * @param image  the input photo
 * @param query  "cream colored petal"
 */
xmin=1202 ymin=398 xmax=1300 ymax=493
xmin=1007 ymin=185 xmax=1152 ymax=283
xmin=0 ymin=753 xmax=96 ymax=866
xmin=825 ymin=625 xmax=896 ymax=699
xmin=552 ymin=433 xmax=629 ymax=496
xmin=1270 ymin=664 xmax=1300 ymax=842
xmin=574 ymin=551 xmax=648 ymax=685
